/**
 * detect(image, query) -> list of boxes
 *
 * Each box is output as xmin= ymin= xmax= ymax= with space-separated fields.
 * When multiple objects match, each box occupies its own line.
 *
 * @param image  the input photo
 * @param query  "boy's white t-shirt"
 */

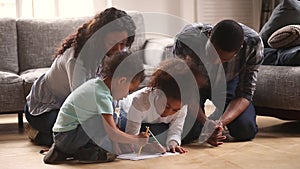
xmin=120 ymin=87 xmax=187 ymax=146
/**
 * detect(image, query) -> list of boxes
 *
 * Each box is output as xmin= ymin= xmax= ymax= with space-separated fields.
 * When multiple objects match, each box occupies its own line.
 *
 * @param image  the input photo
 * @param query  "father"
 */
xmin=173 ymin=19 xmax=264 ymax=146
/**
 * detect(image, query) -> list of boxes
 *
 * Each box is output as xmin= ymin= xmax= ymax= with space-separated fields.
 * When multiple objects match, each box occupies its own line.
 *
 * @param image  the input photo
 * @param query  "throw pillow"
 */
xmin=268 ymin=25 xmax=300 ymax=49
xmin=259 ymin=0 xmax=300 ymax=48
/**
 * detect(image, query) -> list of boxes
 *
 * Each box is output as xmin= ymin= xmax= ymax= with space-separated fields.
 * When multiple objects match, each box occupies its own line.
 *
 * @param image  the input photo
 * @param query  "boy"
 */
xmin=44 ymin=51 xmax=149 ymax=164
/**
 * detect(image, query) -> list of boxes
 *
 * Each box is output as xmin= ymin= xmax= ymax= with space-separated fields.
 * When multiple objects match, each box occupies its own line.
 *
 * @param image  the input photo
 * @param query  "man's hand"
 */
xmin=199 ymin=119 xmax=226 ymax=146
xmin=167 ymin=140 xmax=187 ymax=154
xmin=206 ymin=125 xmax=226 ymax=146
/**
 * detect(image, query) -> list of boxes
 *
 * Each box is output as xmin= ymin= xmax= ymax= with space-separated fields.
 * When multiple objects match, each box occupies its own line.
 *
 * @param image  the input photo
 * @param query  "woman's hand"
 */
xmin=167 ymin=140 xmax=187 ymax=154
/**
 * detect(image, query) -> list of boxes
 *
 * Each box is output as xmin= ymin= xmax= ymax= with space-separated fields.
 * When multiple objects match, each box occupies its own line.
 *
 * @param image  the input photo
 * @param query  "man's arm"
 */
xmin=220 ymin=31 xmax=263 ymax=125
xmin=219 ymin=97 xmax=250 ymax=126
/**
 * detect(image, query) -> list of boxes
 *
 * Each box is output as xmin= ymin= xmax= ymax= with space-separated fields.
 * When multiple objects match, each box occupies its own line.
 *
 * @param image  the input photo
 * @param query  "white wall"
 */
xmin=196 ymin=0 xmax=262 ymax=31
xmin=110 ymin=0 xmax=195 ymax=38
xmin=112 ymin=0 xmax=180 ymax=17
xmin=109 ymin=0 xmax=262 ymax=34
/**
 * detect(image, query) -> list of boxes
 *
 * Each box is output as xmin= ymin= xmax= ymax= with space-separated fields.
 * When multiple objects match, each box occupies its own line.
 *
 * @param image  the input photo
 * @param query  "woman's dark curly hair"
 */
xmin=54 ymin=7 xmax=136 ymax=58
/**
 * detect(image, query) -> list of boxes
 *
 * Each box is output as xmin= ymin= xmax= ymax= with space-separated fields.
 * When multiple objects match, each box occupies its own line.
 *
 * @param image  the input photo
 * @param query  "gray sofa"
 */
xmin=0 ymin=12 xmax=174 ymax=129
xmin=253 ymin=0 xmax=300 ymax=120
xmin=253 ymin=66 xmax=300 ymax=120
xmin=1 ymin=10 xmax=298 ymax=130
xmin=0 ymin=17 xmax=89 ymax=128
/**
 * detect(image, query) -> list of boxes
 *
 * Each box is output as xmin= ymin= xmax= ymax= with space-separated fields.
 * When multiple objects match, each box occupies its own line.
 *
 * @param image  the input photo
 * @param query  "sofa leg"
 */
xmin=18 ymin=112 xmax=24 ymax=131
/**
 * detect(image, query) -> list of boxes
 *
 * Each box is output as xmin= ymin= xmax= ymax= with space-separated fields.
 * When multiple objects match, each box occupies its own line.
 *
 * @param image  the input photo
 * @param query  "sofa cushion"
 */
xmin=17 ymin=12 xmax=146 ymax=73
xmin=20 ymin=68 xmax=49 ymax=97
xmin=17 ymin=17 xmax=89 ymax=72
xmin=259 ymin=0 xmax=300 ymax=48
xmin=0 ymin=18 xmax=18 ymax=73
xmin=253 ymin=65 xmax=300 ymax=111
xmin=0 ymin=72 xmax=25 ymax=112
xmin=268 ymin=25 xmax=300 ymax=49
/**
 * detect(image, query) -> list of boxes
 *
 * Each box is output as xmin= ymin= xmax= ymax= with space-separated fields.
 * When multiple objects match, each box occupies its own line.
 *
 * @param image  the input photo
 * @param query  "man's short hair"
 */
xmin=210 ymin=19 xmax=244 ymax=52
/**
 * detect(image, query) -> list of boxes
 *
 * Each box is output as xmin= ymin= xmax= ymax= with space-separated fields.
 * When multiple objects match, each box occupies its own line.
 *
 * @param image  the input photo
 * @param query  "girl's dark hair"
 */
xmin=148 ymin=58 xmax=203 ymax=102
xmin=54 ymin=7 xmax=136 ymax=58
xmin=210 ymin=19 xmax=244 ymax=52
xmin=100 ymin=51 xmax=145 ymax=83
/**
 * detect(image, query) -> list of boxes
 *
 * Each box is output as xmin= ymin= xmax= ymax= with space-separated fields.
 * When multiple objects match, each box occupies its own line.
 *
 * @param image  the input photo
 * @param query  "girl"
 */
xmin=25 ymin=7 xmax=136 ymax=146
xmin=119 ymin=58 xmax=205 ymax=154
xmin=44 ymin=51 xmax=148 ymax=164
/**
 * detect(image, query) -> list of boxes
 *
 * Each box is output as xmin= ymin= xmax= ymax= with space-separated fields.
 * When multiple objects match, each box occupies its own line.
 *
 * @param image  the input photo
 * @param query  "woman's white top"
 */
xmin=26 ymin=47 xmax=101 ymax=116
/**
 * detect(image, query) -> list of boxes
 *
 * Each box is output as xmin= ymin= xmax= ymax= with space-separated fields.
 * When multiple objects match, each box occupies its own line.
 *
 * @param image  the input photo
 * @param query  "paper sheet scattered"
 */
xmin=117 ymin=152 xmax=179 ymax=161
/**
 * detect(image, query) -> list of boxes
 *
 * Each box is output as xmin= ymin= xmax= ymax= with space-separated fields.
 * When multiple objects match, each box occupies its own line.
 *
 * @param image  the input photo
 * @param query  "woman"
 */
xmin=25 ymin=7 xmax=136 ymax=147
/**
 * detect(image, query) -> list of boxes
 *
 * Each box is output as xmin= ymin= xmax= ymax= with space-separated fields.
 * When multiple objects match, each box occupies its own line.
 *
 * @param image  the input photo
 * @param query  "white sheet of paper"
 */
xmin=117 ymin=152 xmax=179 ymax=161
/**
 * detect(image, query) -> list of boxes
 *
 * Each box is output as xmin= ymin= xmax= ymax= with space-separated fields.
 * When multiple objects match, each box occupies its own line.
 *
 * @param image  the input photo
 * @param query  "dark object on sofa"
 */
xmin=254 ymin=0 xmax=300 ymax=120
xmin=267 ymin=24 xmax=300 ymax=49
xmin=263 ymin=46 xmax=300 ymax=66
xmin=259 ymin=0 xmax=300 ymax=48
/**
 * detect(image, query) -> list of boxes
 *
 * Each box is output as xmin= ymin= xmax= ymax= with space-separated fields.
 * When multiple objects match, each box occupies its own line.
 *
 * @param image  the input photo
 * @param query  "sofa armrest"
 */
xmin=143 ymin=37 xmax=174 ymax=66
xmin=140 ymin=37 xmax=174 ymax=86
xmin=253 ymin=65 xmax=300 ymax=111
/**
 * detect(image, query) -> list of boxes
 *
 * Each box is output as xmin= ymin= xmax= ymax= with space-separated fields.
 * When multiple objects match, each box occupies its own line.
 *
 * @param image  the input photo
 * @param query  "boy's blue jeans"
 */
xmin=182 ymin=76 xmax=258 ymax=144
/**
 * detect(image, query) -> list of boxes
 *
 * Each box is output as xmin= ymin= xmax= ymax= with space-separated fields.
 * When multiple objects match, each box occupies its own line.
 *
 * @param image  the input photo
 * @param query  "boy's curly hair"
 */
xmin=100 ymin=51 xmax=145 ymax=83
xmin=54 ymin=7 xmax=136 ymax=58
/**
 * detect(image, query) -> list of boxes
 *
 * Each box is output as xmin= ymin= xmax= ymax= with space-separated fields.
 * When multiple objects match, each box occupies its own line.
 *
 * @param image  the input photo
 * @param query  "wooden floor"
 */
xmin=0 ymin=114 xmax=300 ymax=169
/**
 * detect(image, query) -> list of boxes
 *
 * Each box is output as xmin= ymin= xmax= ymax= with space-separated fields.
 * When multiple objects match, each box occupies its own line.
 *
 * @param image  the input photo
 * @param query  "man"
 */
xmin=173 ymin=20 xmax=264 ymax=146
